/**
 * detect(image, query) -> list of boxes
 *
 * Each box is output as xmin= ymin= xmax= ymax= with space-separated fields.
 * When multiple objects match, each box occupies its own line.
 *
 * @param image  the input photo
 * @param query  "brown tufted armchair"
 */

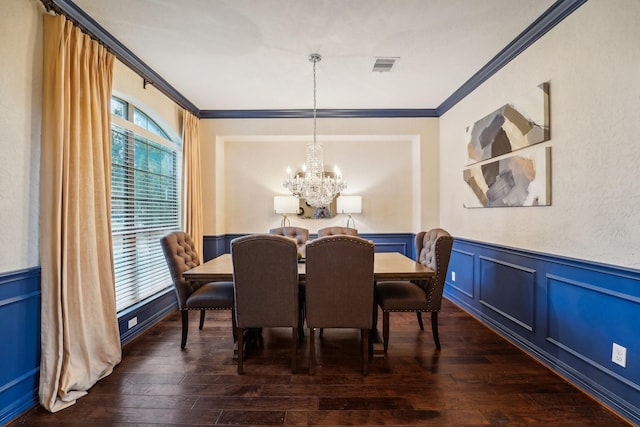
xmin=160 ymin=231 xmax=236 ymax=349
xmin=305 ymin=235 xmax=375 ymax=375
xmin=317 ymin=226 xmax=358 ymax=237
xmin=375 ymin=228 xmax=453 ymax=351
xmin=269 ymin=227 xmax=309 ymax=256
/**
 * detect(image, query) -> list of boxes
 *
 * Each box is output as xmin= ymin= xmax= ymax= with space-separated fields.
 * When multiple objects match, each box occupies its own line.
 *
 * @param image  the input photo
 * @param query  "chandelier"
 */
xmin=283 ymin=53 xmax=346 ymax=208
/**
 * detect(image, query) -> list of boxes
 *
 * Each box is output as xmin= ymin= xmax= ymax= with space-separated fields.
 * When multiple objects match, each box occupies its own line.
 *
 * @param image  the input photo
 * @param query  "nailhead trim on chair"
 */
xmin=161 ymin=231 xmax=237 ymax=349
xmin=377 ymin=230 xmax=453 ymax=352
xmin=424 ymin=235 xmax=453 ymax=310
xmin=310 ymin=235 xmax=373 ymax=247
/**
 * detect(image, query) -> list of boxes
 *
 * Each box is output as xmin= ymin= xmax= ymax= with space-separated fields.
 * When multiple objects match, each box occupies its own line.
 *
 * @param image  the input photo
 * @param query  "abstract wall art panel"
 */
xmin=465 ymin=82 xmax=550 ymax=165
xmin=463 ymin=146 xmax=551 ymax=208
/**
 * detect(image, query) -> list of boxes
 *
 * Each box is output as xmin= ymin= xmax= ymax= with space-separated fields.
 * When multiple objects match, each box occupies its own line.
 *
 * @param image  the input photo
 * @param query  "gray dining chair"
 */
xmin=231 ymin=234 xmax=299 ymax=374
xmin=304 ymin=235 xmax=375 ymax=375
xmin=315 ymin=226 xmax=361 ymax=337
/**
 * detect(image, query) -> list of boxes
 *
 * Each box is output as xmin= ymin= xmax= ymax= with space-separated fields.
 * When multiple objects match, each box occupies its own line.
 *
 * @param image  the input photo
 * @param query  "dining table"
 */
xmin=183 ymin=251 xmax=435 ymax=356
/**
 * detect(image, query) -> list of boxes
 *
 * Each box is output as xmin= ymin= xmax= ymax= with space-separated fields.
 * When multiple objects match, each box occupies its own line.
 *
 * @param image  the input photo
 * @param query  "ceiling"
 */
xmin=70 ymin=0 xmax=558 ymax=113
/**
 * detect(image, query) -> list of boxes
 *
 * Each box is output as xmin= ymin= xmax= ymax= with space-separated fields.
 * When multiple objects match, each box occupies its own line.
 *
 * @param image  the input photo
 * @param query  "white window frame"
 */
xmin=111 ymin=97 xmax=182 ymax=313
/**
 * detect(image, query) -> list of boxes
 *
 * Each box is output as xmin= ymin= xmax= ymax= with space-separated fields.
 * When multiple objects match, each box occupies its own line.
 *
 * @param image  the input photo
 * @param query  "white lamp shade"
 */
xmin=337 ymin=195 xmax=362 ymax=214
xmin=274 ymin=196 xmax=299 ymax=214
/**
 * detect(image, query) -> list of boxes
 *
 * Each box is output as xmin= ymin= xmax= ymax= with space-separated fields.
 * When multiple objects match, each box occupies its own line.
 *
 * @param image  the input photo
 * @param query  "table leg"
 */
xmin=233 ymin=328 xmax=263 ymax=360
xmin=371 ymin=282 xmax=384 ymax=357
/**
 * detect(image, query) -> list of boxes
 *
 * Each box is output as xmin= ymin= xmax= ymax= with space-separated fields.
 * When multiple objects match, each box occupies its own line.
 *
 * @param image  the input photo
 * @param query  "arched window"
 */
xmin=110 ymin=96 xmax=181 ymax=312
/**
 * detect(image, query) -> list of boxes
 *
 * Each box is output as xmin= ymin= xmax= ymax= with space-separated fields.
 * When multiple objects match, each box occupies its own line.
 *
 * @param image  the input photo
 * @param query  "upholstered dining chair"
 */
xmin=269 ymin=226 xmax=309 ymax=256
xmin=317 ymin=226 xmax=358 ymax=237
xmin=231 ymin=234 xmax=299 ymax=374
xmin=160 ymin=231 xmax=236 ymax=349
xmin=315 ymin=227 xmax=360 ymax=339
xmin=269 ymin=226 xmax=308 ymax=340
xmin=375 ymin=228 xmax=453 ymax=351
xmin=305 ymin=235 xmax=375 ymax=375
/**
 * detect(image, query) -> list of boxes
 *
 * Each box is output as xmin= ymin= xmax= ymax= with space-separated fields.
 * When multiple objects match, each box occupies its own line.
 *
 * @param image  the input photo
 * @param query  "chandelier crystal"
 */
xmin=283 ymin=53 xmax=346 ymax=208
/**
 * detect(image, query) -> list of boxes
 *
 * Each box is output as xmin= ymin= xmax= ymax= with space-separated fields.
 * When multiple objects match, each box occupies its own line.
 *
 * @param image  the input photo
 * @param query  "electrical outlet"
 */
xmin=128 ymin=317 xmax=138 ymax=329
xmin=451 ymin=271 xmax=456 ymax=282
xmin=612 ymin=343 xmax=626 ymax=368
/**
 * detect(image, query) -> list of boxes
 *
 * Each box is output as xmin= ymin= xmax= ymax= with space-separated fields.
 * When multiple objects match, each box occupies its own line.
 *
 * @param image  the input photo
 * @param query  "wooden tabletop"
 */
xmin=370 ymin=252 xmax=434 ymax=280
xmin=183 ymin=252 xmax=434 ymax=283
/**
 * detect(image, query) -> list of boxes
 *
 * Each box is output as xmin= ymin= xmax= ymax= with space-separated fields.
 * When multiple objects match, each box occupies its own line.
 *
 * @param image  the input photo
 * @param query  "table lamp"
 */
xmin=273 ymin=196 xmax=299 ymax=228
xmin=337 ymin=195 xmax=362 ymax=229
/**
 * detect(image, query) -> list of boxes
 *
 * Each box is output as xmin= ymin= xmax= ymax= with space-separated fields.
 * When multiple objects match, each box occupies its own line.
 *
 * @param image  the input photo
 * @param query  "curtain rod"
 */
xmin=40 ymin=0 xmax=104 ymax=47
xmin=38 ymin=0 xmax=200 ymax=116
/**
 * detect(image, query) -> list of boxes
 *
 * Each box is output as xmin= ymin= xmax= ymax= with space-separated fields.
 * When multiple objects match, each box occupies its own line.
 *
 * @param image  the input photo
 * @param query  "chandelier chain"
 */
xmin=313 ymin=55 xmax=317 ymax=144
xmin=282 ymin=53 xmax=346 ymax=208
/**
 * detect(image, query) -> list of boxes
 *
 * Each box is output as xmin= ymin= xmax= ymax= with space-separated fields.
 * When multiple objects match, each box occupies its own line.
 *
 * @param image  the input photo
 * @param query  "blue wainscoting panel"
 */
xmin=444 ymin=238 xmax=640 ymax=426
xmin=546 ymin=274 xmax=640 ymax=398
xmin=204 ymin=233 xmax=414 ymax=259
xmin=1 ymin=266 xmax=178 ymax=425
xmin=363 ymin=233 xmax=413 ymax=257
xmin=203 ymin=234 xmax=230 ymax=262
xmin=447 ymin=248 xmax=475 ymax=299
xmin=0 ymin=267 xmax=41 ymax=426
xmin=117 ymin=288 xmax=177 ymax=345
xmin=478 ymin=257 xmax=536 ymax=333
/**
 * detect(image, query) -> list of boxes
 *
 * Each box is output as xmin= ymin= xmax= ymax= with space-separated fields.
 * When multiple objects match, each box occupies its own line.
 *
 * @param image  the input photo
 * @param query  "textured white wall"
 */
xmin=7 ymin=0 xmax=635 ymax=272
xmin=0 ymin=0 xmax=183 ymax=273
xmin=199 ymin=118 xmax=440 ymax=236
xmin=439 ymin=0 xmax=640 ymax=268
xmin=0 ymin=0 xmax=42 ymax=271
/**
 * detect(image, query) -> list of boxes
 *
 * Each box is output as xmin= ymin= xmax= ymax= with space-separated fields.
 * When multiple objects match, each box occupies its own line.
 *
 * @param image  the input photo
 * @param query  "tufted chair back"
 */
xmin=160 ymin=231 xmax=203 ymax=309
xmin=375 ymin=228 xmax=453 ymax=351
xmin=160 ymin=230 xmax=236 ymax=349
xmin=414 ymin=228 xmax=454 ymax=310
xmin=269 ymin=227 xmax=309 ymax=248
xmin=317 ymin=226 xmax=358 ymax=237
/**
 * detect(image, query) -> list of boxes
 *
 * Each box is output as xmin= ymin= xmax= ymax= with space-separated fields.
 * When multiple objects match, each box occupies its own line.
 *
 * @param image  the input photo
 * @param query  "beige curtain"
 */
xmin=182 ymin=109 xmax=204 ymax=260
xmin=39 ymin=14 xmax=121 ymax=412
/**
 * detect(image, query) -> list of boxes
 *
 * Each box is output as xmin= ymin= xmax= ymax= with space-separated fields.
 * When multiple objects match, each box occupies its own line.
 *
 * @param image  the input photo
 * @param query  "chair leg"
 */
xmin=231 ymin=307 xmax=238 ymax=342
xmin=431 ymin=311 xmax=441 ymax=349
xmin=298 ymin=301 xmax=305 ymax=343
xmin=298 ymin=291 xmax=305 ymax=343
xmin=319 ymin=328 xmax=324 ymax=339
xmin=362 ymin=328 xmax=369 ymax=375
xmin=416 ymin=311 xmax=424 ymax=330
xmin=309 ymin=327 xmax=316 ymax=375
xmin=199 ymin=309 xmax=206 ymax=330
xmin=382 ymin=311 xmax=390 ymax=353
xmin=237 ymin=327 xmax=244 ymax=374
xmin=291 ymin=327 xmax=298 ymax=374
xmin=180 ymin=310 xmax=189 ymax=349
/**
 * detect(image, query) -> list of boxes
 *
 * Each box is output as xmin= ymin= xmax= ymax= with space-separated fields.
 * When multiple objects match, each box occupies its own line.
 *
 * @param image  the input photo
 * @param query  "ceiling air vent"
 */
xmin=372 ymin=57 xmax=399 ymax=72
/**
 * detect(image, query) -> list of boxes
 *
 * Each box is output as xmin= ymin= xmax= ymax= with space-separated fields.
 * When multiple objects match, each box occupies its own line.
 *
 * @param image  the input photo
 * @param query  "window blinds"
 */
xmin=111 ymin=125 xmax=180 ymax=311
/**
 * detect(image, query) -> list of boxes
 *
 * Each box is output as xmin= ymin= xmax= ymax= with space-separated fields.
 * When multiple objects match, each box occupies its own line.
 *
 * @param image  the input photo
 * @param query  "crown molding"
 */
xmin=47 ymin=0 xmax=586 ymax=119
xmin=198 ymin=109 xmax=438 ymax=119
xmin=45 ymin=0 xmax=200 ymax=115
xmin=436 ymin=0 xmax=588 ymax=115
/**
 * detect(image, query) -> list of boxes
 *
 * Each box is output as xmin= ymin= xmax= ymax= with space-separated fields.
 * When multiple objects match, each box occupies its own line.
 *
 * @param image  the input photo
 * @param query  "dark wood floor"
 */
xmin=12 ymin=299 xmax=631 ymax=426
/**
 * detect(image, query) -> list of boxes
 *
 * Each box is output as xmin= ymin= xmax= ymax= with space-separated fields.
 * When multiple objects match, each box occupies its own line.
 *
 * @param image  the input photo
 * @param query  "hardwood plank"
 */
xmin=11 ymin=299 xmax=631 ymax=426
